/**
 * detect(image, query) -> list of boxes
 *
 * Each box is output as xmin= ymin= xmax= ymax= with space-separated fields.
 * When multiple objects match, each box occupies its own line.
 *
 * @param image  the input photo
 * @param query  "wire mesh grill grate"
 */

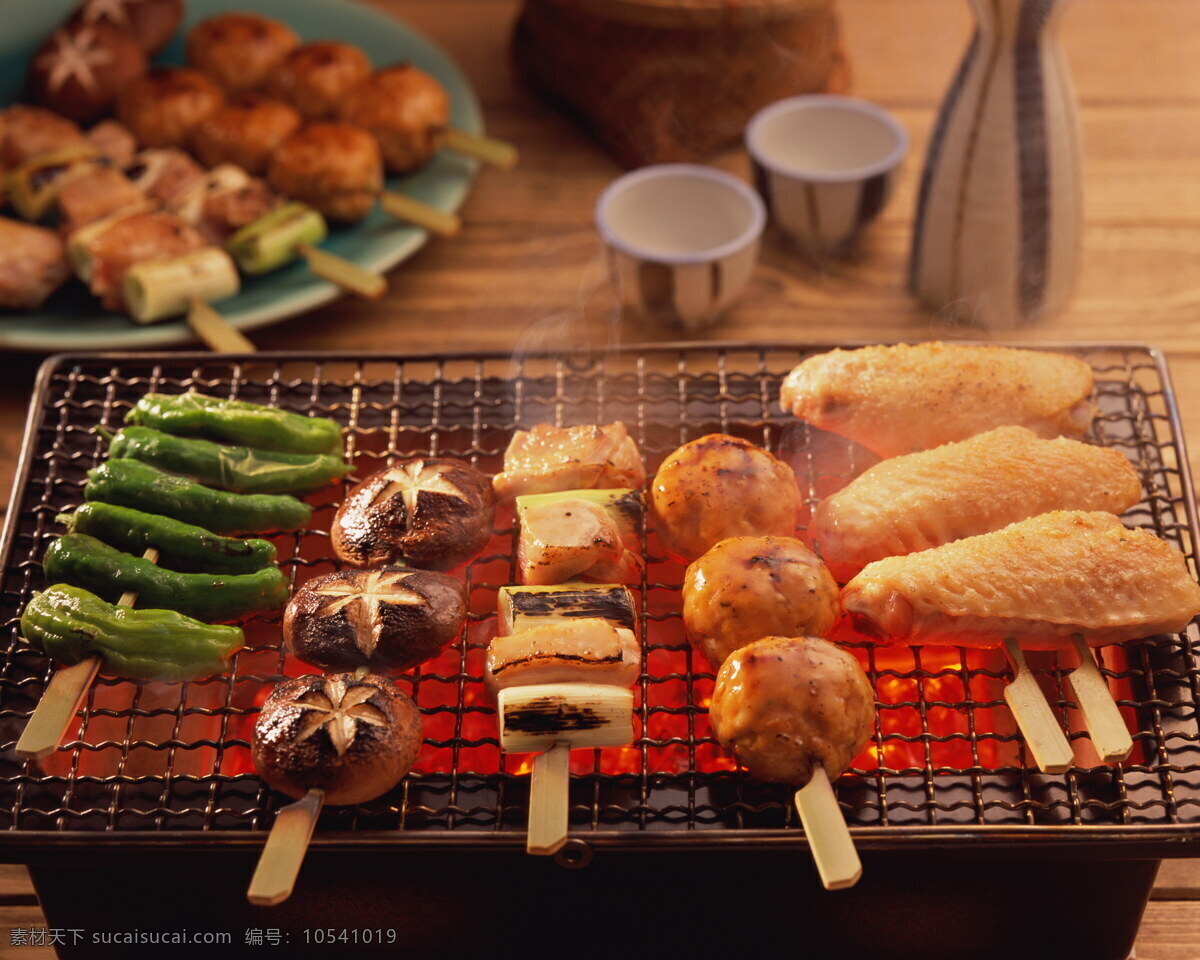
xmin=1 ymin=344 xmax=1198 ymax=843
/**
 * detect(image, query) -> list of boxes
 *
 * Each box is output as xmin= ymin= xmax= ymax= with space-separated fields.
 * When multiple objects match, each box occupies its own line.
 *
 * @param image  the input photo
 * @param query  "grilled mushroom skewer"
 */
xmin=248 ymin=671 xmax=421 ymax=906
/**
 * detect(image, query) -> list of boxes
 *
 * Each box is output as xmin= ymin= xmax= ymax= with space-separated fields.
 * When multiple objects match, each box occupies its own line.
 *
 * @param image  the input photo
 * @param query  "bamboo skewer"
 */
xmin=247 ymin=788 xmax=325 ymax=907
xmin=296 ymin=243 xmax=386 ymax=299
xmin=794 ymin=764 xmax=862 ymax=891
xmin=379 ymin=192 xmax=461 ymax=237
xmin=1067 ymin=635 xmax=1133 ymax=763
xmin=1002 ymin=638 xmax=1074 ymax=774
xmin=16 ymin=547 xmax=160 ymax=761
xmin=443 ymin=128 xmax=519 ymax=170
xmin=187 ymin=298 xmax=256 ymax=353
xmin=527 ymin=740 xmax=571 ymax=856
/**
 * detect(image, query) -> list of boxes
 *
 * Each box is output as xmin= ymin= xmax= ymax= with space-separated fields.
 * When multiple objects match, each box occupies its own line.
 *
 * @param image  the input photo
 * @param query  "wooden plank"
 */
xmin=0 ymin=866 xmax=34 ymax=903
xmin=1134 ymin=901 xmax=1200 ymax=960
xmin=1154 ymin=860 xmax=1200 ymax=901
xmin=0 ymin=905 xmax=57 ymax=960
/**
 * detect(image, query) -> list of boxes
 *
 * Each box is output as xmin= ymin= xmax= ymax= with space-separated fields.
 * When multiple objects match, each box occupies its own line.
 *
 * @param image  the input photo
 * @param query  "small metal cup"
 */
xmin=595 ymin=164 xmax=766 ymax=330
xmin=746 ymin=95 xmax=908 ymax=255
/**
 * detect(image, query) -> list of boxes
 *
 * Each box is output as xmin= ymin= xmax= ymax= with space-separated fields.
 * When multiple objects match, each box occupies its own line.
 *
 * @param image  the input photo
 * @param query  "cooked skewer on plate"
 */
xmin=184 ymin=12 xmax=517 ymax=171
xmin=491 ymin=582 xmax=639 ymax=855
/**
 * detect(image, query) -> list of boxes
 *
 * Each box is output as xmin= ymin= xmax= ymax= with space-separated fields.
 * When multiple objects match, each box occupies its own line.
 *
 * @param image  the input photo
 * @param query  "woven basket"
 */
xmin=513 ymin=0 xmax=848 ymax=167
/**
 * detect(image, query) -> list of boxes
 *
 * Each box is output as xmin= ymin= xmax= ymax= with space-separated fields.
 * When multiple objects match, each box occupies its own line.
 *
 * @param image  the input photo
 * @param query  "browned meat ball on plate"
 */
xmin=253 ymin=672 xmax=421 ymax=806
xmin=264 ymin=41 xmax=373 ymax=121
xmin=191 ymin=93 xmax=303 ymax=175
xmin=267 ymin=122 xmax=382 ymax=222
xmin=116 ymin=68 xmax=225 ymax=150
xmin=186 ymin=12 xmax=300 ymax=93
xmin=338 ymin=64 xmax=450 ymax=174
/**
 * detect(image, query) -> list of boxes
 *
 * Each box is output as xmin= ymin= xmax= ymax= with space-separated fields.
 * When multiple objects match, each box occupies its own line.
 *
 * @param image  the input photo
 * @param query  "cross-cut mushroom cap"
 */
xmin=252 ymin=672 xmax=421 ymax=806
xmin=331 ymin=457 xmax=494 ymax=571
xmin=284 ymin=566 xmax=467 ymax=672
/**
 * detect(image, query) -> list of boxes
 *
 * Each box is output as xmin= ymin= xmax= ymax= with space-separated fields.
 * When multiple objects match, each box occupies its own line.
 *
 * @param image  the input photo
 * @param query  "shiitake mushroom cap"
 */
xmin=332 ymin=456 xmax=494 ymax=571
xmin=284 ymin=567 xmax=467 ymax=673
xmin=252 ymin=673 xmax=421 ymax=806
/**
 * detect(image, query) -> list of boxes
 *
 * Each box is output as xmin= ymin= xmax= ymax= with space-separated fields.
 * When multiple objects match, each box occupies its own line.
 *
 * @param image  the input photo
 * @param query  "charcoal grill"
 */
xmin=1 ymin=344 xmax=1197 ymax=959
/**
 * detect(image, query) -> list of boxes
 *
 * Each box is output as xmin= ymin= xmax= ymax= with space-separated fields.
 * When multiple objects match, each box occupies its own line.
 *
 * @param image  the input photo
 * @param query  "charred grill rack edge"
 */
xmin=2 ymin=343 xmax=1199 ymax=862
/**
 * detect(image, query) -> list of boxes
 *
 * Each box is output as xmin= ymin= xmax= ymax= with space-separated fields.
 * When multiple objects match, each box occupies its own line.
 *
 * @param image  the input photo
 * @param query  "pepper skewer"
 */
xmin=16 ymin=546 xmax=159 ymax=761
xmin=794 ymin=764 xmax=862 ymax=890
xmin=1002 ymin=638 xmax=1074 ymax=774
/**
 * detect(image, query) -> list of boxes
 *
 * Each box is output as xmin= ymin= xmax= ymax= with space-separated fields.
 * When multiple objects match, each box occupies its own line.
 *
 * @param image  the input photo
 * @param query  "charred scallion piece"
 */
xmin=226 ymin=201 xmax=327 ymax=275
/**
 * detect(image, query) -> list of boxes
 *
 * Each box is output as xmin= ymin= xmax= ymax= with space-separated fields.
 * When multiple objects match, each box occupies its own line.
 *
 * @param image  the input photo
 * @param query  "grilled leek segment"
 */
xmin=498 ymin=683 xmax=635 ymax=753
xmin=498 ymin=582 xmax=636 ymax=635
xmin=123 ymin=248 xmax=240 ymax=323
xmin=515 ymin=488 xmax=644 ymax=586
xmin=226 ymin=201 xmax=328 ymax=275
xmin=8 ymin=144 xmax=100 ymax=221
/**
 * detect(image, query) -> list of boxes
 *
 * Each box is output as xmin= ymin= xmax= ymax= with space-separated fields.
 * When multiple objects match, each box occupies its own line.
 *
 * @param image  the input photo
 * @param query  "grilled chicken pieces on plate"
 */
xmin=780 ymin=342 xmax=1096 ymax=458
xmin=810 ymin=426 xmax=1142 ymax=581
xmin=842 ymin=511 xmax=1200 ymax=649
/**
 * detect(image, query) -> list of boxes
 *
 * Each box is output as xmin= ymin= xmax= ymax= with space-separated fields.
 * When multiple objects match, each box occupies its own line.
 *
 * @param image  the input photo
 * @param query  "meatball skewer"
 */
xmin=708 ymin=635 xmax=875 ymax=890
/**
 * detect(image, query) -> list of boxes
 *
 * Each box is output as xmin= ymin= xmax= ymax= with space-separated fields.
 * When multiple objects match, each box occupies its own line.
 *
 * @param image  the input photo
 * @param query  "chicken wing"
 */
xmin=841 ymin=511 xmax=1200 ymax=649
xmin=780 ymin=342 xmax=1095 ymax=458
xmin=811 ymin=427 xmax=1142 ymax=581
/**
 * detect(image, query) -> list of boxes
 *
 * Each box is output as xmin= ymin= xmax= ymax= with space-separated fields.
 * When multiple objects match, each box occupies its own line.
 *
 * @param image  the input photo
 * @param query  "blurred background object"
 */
xmin=513 ymin=0 xmax=849 ymax=167
xmin=908 ymin=0 xmax=1083 ymax=329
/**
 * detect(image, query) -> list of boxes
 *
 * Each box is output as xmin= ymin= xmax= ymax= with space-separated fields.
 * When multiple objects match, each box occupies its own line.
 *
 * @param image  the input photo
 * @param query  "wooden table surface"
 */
xmin=2 ymin=1 xmax=1199 ymax=956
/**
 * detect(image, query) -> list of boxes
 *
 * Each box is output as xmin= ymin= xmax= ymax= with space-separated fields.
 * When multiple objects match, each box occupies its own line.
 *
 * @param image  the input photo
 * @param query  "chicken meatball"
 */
xmin=186 ymin=12 xmax=299 ymax=94
xmin=268 ymin=123 xmax=382 ymax=222
xmin=338 ymin=64 xmax=449 ymax=174
xmin=683 ymin=536 xmax=839 ymax=669
xmin=252 ymin=672 xmax=421 ymax=806
xmin=27 ymin=23 xmax=148 ymax=124
xmin=191 ymin=93 xmax=302 ymax=175
xmin=651 ymin=434 xmax=803 ymax=562
xmin=265 ymin=41 xmax=373 ymax=121
xmin=709 ymin=636 xmax=874 ymax=786
xmin=67 ymin=0 xmax=184 ymax=55
xmin=0 ymin=106 xmax=82 ymax=169
xmin=116 ymin=68 xmax=225 ymax=150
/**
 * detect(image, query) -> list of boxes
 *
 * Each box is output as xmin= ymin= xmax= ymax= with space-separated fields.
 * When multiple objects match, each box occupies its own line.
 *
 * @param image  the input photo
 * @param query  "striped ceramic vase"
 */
xmin=908 ymin=0 xmax=1082 ymax=328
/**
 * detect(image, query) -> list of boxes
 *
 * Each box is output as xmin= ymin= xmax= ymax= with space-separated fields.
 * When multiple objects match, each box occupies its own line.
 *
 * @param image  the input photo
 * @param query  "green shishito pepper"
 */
xmin=21 ymin=584 xmax=244 ymax=681
xmin=43 ymin=534 xmax=290 ymax=622
xmin=60 ymin=503 xmax=276 ymax=575
xmin=126 ymin=392 xmax=342 ymax=455
xmin=106 ymin=425 xmax=352 ymax=495
xmin=85 ymin=459 xmax=311 ymax=535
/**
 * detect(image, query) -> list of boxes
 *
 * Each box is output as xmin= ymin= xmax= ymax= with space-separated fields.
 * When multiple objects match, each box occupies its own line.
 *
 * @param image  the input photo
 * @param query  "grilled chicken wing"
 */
xmin=780 ymin=342 xmax=1096 ymax=458
xmin=493 ymin=422 xmax=646 ymax=500
xmin=811 ymin=427 xmax=1142 ymax=581
xmin=841 ymin=511 xmax=1200 ymax=649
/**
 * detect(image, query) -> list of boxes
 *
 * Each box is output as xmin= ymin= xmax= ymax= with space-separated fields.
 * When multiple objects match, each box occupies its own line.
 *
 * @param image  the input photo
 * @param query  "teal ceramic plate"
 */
xmin=0 ymin=0 xmax=481 ymax=351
